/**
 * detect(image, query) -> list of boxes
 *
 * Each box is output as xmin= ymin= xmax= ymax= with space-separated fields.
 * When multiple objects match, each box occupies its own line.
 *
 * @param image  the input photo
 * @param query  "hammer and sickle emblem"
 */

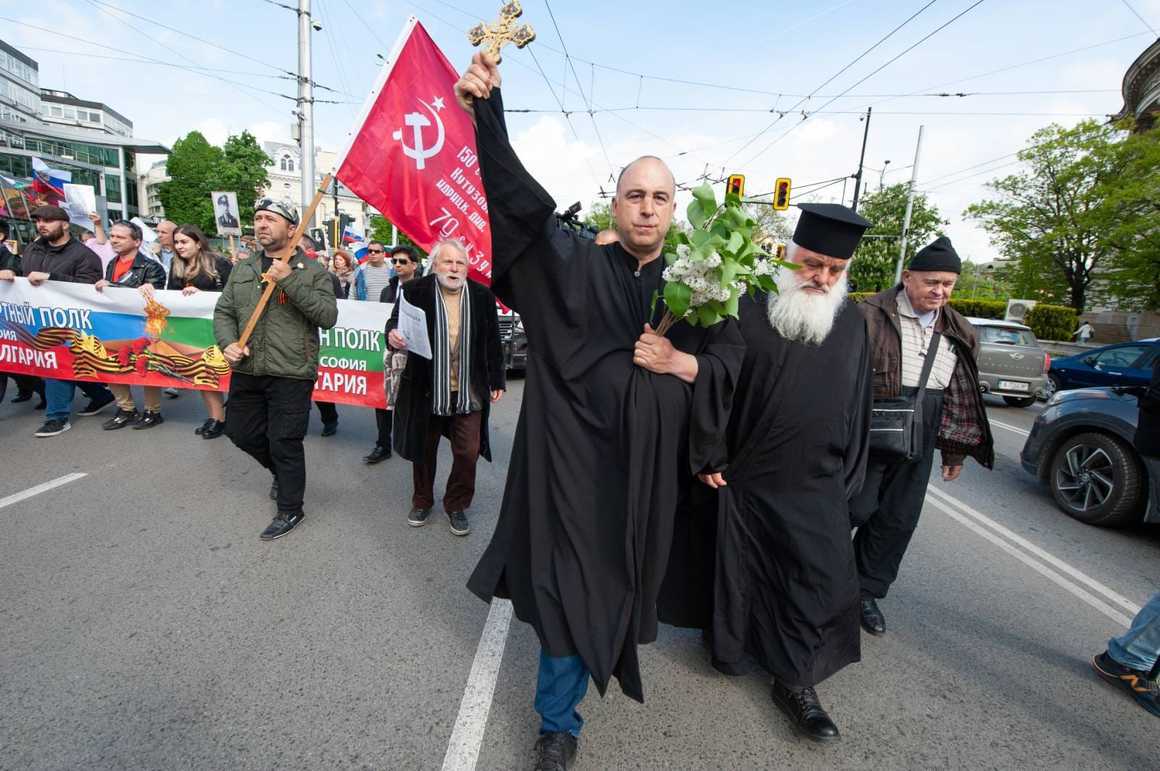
xmin=391 ymin=97 xmax=447 ymax=171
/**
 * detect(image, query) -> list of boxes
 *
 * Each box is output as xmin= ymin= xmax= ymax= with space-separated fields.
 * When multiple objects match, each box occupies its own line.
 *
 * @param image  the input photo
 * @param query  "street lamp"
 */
xmin=880 ymin=159 xmax=891 ymax=191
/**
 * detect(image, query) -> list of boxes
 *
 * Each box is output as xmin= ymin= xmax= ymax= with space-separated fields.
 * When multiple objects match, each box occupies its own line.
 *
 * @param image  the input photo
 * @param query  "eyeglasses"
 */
xmin=391 ymin=258 xmax=411 ymax=265
xmin=367 ymin=248 xmax=384 ymax=254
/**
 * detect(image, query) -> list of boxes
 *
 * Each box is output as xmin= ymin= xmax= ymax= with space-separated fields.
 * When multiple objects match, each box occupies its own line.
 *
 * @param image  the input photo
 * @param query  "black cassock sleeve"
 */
xmin=687 ymin=322 xmax=745 ymax=475
xmin=844 ymin=323 xmax=873 ymax=500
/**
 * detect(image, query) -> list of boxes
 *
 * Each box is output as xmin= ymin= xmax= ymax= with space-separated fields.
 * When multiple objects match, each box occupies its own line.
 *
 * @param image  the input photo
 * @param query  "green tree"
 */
xmin=745 ymin=203 xmax=793 ymax=251
xmin=159 ymin=130 xmax=271 ymax=234
xmin=966 ymin=120 xmax=1133 ymax=313
xmin=1090 ymin=123 xmax=1160 ymax=310
xmin=955 ymin=260 xmax=1013 ymax=300
xmin=581 ymin=201 xmax=612 ymax=232
xmin=158 ymin=131 xmax=223 ymax=232
xmin=850 ymin=183 xmax=946 ymax=293
xmin=218 ymin=131 xmax=270 ymax=226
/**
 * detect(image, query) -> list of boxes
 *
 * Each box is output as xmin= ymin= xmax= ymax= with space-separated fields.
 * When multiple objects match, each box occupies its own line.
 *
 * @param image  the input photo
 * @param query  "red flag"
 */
xmin=336 ymin=19 xmax=492 ymax=285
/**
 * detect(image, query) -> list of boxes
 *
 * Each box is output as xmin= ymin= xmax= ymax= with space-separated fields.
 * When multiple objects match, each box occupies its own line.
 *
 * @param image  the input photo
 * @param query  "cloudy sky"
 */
xmin=5 ymin=0 xmax=1157 ymax=260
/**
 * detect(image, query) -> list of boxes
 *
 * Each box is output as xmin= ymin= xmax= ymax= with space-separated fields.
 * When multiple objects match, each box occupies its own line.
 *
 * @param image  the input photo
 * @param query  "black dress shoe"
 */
xmin=860 ymin=598 xmax=886 ymax=636
xmin=201 ymin=419 xmax=226 ymax=439
xmin=132 ymin=411 xmax=164 ymax=430
xmin=363 ymin=445 xmax=392 ymax=464
xmin=11 ymin=392 xmax=33 ymax=403
xmin=770 ymin=681 xmax=840 ymax=742
xmin=269 ymin=478 xmax=279 ymax=501
xmin=533 ymin=732 xmax=577 ymax=771
xmin=260 ymin=511 xmax=304 ymax=540
xmin=195 ymin=417 xmax=214 ymax=435
xmin=102 ymin=408 xmax=139 ymax=430
xmin=321 ymin=421 xmax=338 ymax=437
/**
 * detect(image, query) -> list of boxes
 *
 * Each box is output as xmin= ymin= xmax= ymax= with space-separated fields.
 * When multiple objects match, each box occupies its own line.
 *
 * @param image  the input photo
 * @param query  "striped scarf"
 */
xmin=432 ymin=282 xmax=473 ymax=416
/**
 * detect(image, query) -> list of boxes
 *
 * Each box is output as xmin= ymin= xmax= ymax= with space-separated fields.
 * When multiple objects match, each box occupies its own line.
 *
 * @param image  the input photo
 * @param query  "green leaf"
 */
xmin=725 ymin=290 xmax=740 ymax=318
xmin=689 ymin=229 xmax=713 ymax=249
xmin=692 ymin=183 xmax=716 ymax=209
xmin=721 ymin=259 xmax=740 ymax=284
xmin=687 ymin=200 xmax=708 ymax=230
xmin=664 ymin=281 xmax=692 ymax=319
xmin=697 ymin=304 xmax=719 ymax=327
xmin=726 ymin=231 xmax=744 ymax=255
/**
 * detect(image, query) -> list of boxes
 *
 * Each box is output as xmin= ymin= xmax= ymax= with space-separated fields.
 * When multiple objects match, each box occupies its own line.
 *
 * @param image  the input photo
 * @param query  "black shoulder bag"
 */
xmin=869 ymin=332 xmax=940 ymax=463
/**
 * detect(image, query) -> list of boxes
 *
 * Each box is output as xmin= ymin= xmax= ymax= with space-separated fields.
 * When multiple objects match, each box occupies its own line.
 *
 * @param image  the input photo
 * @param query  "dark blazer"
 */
xmin=104 ymin=252 xmax=167 ymax=289
xmin=0 ymin=243 xmax=18 ymax=274
xmin=386 ymin=274 xmax=506 ymax=462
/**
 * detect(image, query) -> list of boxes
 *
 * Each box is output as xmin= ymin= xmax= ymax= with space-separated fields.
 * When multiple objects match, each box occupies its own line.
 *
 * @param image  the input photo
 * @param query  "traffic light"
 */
xmin=773 ymin=177 xmax=792 ymax=210
xmin=726 ymin=174 xmax=745 ymax=199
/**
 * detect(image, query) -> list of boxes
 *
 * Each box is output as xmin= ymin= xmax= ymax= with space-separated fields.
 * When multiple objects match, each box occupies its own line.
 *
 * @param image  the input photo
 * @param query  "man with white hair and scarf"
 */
xmin=661 ymin=203 xmax=873 ymax=742
xmin=386 ymin=239 xmax=506 ymax=537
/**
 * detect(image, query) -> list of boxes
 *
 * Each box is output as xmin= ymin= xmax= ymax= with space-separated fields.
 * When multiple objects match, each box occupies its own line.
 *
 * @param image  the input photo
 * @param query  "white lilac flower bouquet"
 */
xmin=653 ymin=183 xmax=793 ymax=336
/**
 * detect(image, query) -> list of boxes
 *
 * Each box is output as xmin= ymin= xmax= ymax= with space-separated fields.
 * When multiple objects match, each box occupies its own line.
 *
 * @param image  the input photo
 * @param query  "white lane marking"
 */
xmin=0 ymin=473 xmax=87 ymax=510
xmin=989 ymin=419 xmax=1030 ymax=437
xmin=442 ymin=599 xmax=513 ymax=771
xmin=927 ymin=485 xmax=1141 ymax=616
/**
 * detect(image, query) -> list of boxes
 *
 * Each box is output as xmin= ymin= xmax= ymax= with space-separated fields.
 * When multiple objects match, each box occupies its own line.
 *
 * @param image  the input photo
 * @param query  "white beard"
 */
xmin=765 ymin=267 xmax=848 ymax=345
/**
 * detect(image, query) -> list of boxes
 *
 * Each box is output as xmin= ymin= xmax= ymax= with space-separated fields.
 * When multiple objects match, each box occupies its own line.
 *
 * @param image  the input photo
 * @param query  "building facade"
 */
xmin=260 ymin=141 xmax=374 ymax=245
xmin=0 ymin=38 xmax=166 ymax=224
xmin=136 ymin=159 xmax=170 ymax=221
xmin=1115 ymin=37 xmax=1160 ymax=132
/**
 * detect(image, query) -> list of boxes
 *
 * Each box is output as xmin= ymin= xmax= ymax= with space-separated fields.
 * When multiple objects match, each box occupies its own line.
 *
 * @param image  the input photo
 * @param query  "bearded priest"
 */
xmin=660 ymin=203 xmax=873 ymax=742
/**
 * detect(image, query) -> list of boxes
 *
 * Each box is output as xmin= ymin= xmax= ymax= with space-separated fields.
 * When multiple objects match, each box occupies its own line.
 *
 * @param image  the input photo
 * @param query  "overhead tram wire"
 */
xmin=722 ymin=0 xmax=944 ymax=167
xmin=16 ymin=47 xmax=298 ymax=81
xmin=524 ymin=45 xmax=607 ymax=192
xmin=506 ymin=106 xmax=1108 ymax=117
xmin=79 ymin=0 xmax=290 ymax=113
xmin=922 ymin=159 xmax=1024 ymax=192
xmin=740 ymin=0 xmax=989 ymax=167
xmin=0 ymin=15 xmax=293 ymax=112
xmin=543 ymin=0 xmax=617 ymax=183
xmin=1120 ymin=0 xmax=1159 ymax=35
xmin=866 ymin=31 xmax=1153 ymax=110
xmin=314 ymin=0 xmax=361 ymax=122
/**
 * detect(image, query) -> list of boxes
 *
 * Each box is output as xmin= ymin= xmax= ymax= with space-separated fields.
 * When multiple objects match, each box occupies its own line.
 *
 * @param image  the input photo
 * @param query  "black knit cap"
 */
xmin=793 ymin=203 xmax=872 ymax=260
xmin=908 ymin=236 xmax=961 ymax=274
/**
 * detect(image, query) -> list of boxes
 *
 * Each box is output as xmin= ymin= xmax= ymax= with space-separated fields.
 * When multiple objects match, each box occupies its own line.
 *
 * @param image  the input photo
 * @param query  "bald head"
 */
xmin=615 ymin=156 xmax=675 ymax=197
xmin=611 ymin=155 xmax=676 ymax=262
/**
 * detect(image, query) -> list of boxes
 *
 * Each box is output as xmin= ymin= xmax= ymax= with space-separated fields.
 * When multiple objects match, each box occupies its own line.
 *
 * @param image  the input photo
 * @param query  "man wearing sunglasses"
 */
xmin=352 ymin=241 xmax=393 ymax=301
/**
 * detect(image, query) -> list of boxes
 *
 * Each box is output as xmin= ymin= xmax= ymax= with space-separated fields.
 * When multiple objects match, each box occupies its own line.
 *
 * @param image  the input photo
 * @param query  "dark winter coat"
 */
xmin=385 ymin=274 xmax=505 ymax=463
xmin=21 ymin=236 xmax=102 ymax=284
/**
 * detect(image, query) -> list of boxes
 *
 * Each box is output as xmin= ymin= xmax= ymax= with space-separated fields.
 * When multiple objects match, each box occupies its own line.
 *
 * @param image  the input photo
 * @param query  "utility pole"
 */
xmin=851 ymin=106 xmax=872 ymax=211
xmin=331 ymin=177 xmax=340 ymax=249
xmin=893 ymin=125 xmax=925 ymax=285
xmin=297 ymin=0 xmax=316 ymax=229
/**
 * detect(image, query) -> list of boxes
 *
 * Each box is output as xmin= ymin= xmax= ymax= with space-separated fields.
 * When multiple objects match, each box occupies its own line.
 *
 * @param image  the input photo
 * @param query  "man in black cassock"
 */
xmin=455 ymin=53 xmax=744 ymax=769
xmin=660 ymin=204 xmax=873 ymax=742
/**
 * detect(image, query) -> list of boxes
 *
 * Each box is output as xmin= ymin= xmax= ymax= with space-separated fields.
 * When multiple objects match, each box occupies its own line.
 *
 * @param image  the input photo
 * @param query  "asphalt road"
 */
xmin=1 ymin=383 xmax=1157 ymax=770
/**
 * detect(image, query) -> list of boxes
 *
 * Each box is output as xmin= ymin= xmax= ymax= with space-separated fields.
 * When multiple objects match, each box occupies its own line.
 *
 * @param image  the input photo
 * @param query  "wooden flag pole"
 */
xmin=228 ymin=234 xmax=236 ymax=258
xmin=237 ymin=173 xmax=333 ymax=349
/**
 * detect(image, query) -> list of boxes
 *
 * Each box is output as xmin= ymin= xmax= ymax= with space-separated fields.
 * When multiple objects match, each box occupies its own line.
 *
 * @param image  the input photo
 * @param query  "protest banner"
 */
xmin=0 ymin=279 xmax=392 ymax=409
xmin=335 ymin=18 xmax=493 ymax=285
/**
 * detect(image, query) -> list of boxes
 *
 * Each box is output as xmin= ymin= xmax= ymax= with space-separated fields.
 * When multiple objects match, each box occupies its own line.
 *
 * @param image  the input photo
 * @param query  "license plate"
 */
xmin=999 ymin=380 xmax=1030 ymax=392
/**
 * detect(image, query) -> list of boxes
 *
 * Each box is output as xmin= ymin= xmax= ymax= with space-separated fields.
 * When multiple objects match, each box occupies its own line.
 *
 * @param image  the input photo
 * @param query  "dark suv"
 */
xmin=1021 ymin=386 xmax=1158 ymax=527
xmin=1045 ymin=339 xmax=1159 ymax=398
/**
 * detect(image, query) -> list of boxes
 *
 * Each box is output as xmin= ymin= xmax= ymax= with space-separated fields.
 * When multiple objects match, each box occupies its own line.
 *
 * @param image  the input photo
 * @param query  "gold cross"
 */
xmin=467 ymin=1 xmax=536 ymax=62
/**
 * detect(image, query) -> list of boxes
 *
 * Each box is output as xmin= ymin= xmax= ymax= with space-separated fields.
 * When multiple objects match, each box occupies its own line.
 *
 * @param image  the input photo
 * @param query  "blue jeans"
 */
xmin=44 ymin=379 xmax=110 ymax=422
xmin=535 ymin=651 xmax=589 ymax=737
xmin=1108 ymin=592 xmax=1160 ymax=676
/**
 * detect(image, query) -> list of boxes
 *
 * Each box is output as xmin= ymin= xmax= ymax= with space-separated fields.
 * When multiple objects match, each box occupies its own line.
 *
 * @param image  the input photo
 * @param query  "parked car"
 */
xmin=497 ymin=307 xmax=527 ymax=372
xmin=1045 ymin=339 xmax=1159 ymax=399
xmin=1020 ymin=386 xmax=1158 ymax=527
xmin=969 ymin=317 xmax=1050 ymax=407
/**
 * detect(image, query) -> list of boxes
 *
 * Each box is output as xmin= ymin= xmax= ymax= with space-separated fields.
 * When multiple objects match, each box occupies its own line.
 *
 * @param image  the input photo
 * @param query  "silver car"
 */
xmin=969 ymin=317 xmax=1050 ymax=408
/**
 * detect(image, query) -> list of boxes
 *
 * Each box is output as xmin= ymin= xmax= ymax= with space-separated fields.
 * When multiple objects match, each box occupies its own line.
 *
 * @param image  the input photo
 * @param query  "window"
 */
xmin=1093 ymin=346 xmax=1148 ymax=369
xmin=978 ymin=326 xmax=1038 ymax=347
xmin=280 ymin=154 xmax=295 ymax=173
xmin=104 ymin=173 xmax=123 ymax=204
xmin=50 ymin=105 xmax=63 ymax=118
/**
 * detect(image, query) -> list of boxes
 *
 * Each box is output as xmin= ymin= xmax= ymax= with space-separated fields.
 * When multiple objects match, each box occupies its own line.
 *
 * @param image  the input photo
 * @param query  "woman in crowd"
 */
xmin=157 ymin=224 xmax=233 ymax=439
xmin=331 ymin=250 xmax=357 ymax=299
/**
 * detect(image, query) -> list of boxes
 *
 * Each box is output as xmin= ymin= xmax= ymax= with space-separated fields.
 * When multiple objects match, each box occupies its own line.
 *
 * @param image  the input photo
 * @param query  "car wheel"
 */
xmin=1003 ymin=395 xmax=1037 ymax=408
xmin=1048 ymin=432 xmax=1145 ymax=527
xmin=1043 ymin=374 xmax=1062 ymax=400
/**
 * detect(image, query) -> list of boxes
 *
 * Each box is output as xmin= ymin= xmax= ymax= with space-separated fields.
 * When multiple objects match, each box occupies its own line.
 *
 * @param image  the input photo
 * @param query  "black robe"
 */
xmin=466 ymin=90 xmax=745 ymax=702
xmin=660 ymin=293 xmax=872 ymax=688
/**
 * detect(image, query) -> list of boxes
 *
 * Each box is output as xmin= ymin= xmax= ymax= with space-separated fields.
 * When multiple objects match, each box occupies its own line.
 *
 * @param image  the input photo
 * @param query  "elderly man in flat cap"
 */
xmin=214 ymin=198 xmax=338 ymax=541
xmin=849 ymin=236 xmax=994 ymax=636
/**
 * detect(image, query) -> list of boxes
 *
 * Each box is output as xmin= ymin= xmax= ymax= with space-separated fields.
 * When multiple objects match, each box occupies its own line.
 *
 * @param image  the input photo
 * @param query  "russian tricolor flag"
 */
xmin=31 ymin=157 xmax=70 ymax=206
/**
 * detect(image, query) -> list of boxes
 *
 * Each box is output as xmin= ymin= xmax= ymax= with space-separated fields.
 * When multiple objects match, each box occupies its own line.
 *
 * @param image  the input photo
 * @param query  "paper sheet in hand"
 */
xmin=63 ymin=184 xmax=96 ymax=228
xmin=397 ymin=293 xmax=432 ymax=359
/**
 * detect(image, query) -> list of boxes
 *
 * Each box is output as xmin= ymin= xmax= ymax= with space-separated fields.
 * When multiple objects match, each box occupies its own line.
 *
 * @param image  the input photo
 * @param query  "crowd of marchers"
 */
xmin=2 ymin=49 xmax=1157 ymax=771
